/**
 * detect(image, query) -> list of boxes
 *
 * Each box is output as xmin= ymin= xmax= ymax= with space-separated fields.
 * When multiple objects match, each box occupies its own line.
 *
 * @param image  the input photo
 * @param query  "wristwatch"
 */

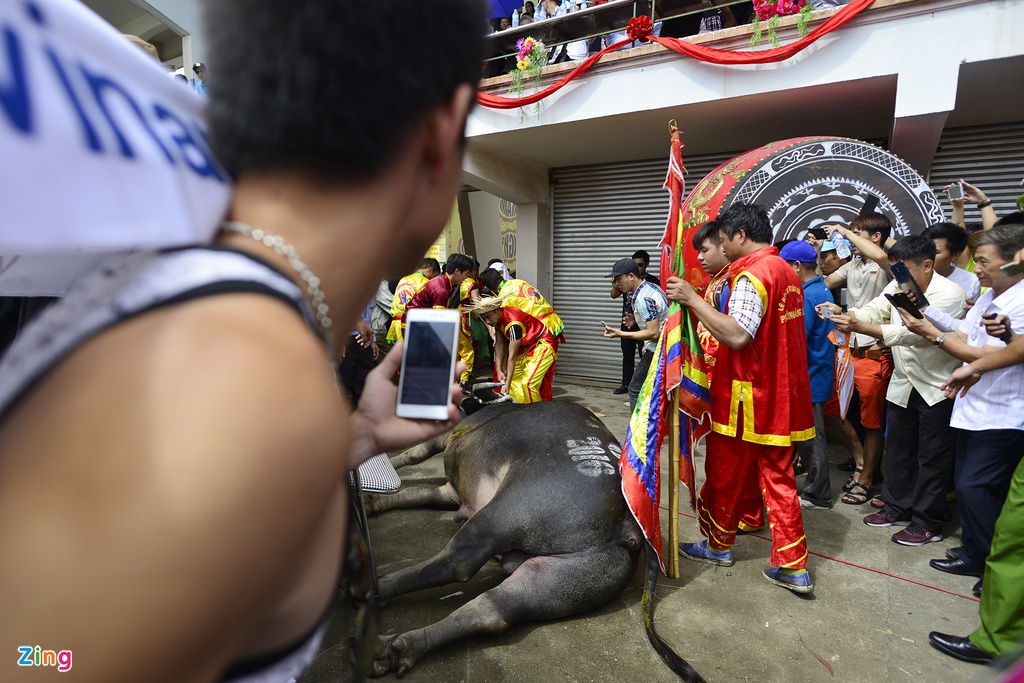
xmin=933 ymin=333 xmax=948 ymax=347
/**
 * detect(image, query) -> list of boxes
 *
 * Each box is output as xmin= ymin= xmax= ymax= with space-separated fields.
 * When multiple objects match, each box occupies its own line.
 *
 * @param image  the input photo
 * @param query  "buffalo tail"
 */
xmin=641 ymin=542 xmax=707 ymax=683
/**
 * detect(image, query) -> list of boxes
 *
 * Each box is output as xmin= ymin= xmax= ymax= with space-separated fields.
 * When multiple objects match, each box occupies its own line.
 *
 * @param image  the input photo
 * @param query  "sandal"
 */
xmin=841 ymin=481 xmax=871 ymax=505
xmin=870 ymin=495 xmax=885 ymax=509
xmin=842 ymin=468 xmax=863 ymax=492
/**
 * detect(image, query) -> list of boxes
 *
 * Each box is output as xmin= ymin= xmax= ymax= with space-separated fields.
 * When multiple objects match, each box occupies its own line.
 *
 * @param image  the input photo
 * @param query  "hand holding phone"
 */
xmin=982 ymin=312 xmax=1014 ymax=343
xmin=396 ymin=308 xmax=462 ymax=420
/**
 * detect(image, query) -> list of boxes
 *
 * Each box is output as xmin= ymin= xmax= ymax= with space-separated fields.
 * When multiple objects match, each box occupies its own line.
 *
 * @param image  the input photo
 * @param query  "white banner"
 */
xmin=0 ymin=0 xmax=232 ymax=294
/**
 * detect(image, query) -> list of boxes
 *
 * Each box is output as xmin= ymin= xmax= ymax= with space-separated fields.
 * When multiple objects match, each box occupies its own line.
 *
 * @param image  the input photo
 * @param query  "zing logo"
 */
xmin=17 ymin=646 xmax=72 ymax=672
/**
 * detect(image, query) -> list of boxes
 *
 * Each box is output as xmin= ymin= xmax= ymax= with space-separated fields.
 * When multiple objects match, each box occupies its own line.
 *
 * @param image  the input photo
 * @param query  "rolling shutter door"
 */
xmin=928 ymin=122 xmax=1024 ymax=217
xmin=551 ymin=151 xmax=737 ymax=383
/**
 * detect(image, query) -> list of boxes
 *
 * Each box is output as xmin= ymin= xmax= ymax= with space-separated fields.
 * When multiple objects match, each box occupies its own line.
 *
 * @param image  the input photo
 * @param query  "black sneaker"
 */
xmin=612 ymin=385 xmax=628 ymax=395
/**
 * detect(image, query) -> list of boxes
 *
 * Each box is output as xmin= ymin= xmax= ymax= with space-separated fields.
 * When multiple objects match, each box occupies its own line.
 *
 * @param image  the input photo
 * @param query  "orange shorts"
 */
xmin=825 ymin=353 xmax=893 ymax=429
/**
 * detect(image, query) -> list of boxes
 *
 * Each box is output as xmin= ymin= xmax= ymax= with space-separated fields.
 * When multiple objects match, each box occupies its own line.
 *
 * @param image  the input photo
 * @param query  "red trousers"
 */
xmin=698 ymin=419 xmax=808 ymax=569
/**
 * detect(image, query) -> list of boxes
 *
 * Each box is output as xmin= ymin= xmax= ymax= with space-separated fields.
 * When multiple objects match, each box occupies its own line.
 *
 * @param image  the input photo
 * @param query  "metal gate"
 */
xmin=928 ymin=121 xmax=1024 ymax=217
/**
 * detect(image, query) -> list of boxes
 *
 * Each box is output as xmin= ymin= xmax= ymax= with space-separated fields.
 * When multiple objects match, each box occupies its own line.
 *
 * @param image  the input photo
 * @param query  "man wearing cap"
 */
xmin=665 ymin=203 xmax=815 ymax=594
xmin=189 ymin=62 xmax=207 ymax=95
xmin=609 ymin=250 xmax=661 ymax=395
xmin=780 ymin=240 xmax=836 ymax=509
xmin=603 ymin=257 xmax=669 ymax=411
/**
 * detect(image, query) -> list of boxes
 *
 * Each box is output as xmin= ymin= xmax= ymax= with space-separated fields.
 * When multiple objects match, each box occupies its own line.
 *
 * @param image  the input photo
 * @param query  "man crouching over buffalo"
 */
xmin=665 ymin=203 xmax=816 ymax=594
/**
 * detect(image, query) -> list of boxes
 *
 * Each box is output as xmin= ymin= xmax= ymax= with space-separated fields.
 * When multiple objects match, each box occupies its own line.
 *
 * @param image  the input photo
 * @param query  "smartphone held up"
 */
xmin=396 ymin=308 xmax=461 ymax=420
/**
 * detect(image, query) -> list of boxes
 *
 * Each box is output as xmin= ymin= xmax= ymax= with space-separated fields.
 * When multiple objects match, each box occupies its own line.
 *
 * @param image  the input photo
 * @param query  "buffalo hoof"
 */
xmin=363 ymin=492 xmax=384 ymax=516
xmin=370 ymin=633 xmax=422 ymax=677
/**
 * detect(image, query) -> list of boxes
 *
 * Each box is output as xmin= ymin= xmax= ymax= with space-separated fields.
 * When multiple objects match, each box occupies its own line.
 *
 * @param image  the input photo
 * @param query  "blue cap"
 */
xmin=779 ymin=240 xmax=819 ymax=263
xmin=819 ymin=240 xmax=837 ymax=253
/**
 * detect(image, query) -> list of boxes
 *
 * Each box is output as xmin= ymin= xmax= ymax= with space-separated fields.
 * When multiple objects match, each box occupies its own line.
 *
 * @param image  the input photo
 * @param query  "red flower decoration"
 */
xmin=626 ymin=15 xmax=654 ymax=43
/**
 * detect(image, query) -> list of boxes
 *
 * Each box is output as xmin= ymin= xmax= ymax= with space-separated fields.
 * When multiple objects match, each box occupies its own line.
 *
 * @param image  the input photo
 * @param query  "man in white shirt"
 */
xmin=894 ymin=223 xmax=1024 ymax=591
xmin=825 ymin=235 xmax=966 ymax=546
xmin=923 ymin=222 xmax=982 ymax=302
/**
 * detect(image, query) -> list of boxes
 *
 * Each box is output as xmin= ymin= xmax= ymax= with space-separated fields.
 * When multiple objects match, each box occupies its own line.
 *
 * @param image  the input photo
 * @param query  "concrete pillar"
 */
xmin=889 ymin=61 xmax=959 ymax=176
xmin=462 ymin=143 xmax=553 ymax=294
xmin=512 ymin=201 xmax=553 ymax=297
xmin=136 ymin=0 xmax=206 ymax=72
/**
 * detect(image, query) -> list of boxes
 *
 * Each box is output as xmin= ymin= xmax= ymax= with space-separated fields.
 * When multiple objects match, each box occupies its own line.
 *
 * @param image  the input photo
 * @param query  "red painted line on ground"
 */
xmin=662 ymin=505 xmax=981 ymax=603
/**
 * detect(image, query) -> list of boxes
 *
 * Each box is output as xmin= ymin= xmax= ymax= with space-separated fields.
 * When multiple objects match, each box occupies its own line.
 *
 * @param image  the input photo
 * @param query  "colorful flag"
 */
xmin=619 ymin=123 xmax=712 ymax=569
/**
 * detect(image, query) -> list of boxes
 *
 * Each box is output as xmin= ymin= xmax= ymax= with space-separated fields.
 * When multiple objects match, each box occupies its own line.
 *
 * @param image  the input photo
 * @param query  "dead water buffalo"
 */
xmin=365 ymin=400 xmax=704 ymax=682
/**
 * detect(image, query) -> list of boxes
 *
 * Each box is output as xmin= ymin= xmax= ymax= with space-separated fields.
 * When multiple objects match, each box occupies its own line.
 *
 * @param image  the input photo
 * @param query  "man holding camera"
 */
xmin=822 ymin=236 xmax=965 ymax=545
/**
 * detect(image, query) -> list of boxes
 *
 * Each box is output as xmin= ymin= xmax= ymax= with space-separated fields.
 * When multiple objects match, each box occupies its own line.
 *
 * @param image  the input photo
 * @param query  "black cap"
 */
xmin=192 ymin=62 xmax=206 ymax=71
xmin=606 ymin=257 xmax=640 ymax=278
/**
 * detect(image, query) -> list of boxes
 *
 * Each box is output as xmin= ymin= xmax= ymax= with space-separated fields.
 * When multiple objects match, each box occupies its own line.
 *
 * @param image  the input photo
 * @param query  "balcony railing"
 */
xmin=484 ymin=0 xmax=754 ymax=70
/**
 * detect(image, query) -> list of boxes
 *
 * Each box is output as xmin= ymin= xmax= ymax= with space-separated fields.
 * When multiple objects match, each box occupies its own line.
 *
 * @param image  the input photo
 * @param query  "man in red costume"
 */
xmin=472 ymin=294 xmax=559 ymax=403
xmin=386 ymin=257 xmax=440 ymax=342
xmin=405 ymin=253 xmax=474 ymax=314
xmin=666 ymin=203 xmax=816 ymax=594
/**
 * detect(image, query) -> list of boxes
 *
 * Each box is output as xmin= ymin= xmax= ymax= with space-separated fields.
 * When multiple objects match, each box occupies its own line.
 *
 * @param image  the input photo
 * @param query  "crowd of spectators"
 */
xmin=597 ymin=179 xmax=1024 ymax=665
xmin=485 ymin=0 xmax=861 ymax=76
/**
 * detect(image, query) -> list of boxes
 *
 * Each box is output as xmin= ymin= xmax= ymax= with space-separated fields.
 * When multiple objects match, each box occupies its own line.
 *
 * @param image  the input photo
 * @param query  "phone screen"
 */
xmin=400 ymin=319 xmax=458 ymax=407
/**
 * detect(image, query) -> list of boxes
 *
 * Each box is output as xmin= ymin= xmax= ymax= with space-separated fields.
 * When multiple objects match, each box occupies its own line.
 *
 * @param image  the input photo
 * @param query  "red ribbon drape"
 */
xmin=477 ymin=0 xmax=875 ymax=109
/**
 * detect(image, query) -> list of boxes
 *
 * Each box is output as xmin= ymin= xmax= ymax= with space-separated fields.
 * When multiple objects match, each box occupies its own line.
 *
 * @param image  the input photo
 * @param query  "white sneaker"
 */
xmin=799 ymin=497 xmax=830 ymax=510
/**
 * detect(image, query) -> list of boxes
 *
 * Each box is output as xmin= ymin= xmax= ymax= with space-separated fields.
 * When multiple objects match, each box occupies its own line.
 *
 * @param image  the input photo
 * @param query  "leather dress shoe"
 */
xmin=928 ymin=632 xmax=992 ymax=664
xmin=929 ymin=557 xmax=984 ymax=577
xmin=973 ymin=578 xmax=983 ymax=598
xmin=612 ymin=385 xmax=629 ymax=395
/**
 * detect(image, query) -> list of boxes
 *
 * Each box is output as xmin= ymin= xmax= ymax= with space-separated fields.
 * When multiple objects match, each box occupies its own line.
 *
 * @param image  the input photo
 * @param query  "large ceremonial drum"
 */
xmin=680 ymin=136 xmax=944 ymax=247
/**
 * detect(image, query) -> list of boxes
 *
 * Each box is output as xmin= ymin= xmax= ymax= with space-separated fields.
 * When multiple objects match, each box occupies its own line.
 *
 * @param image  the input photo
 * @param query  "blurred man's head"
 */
xmin=632 ymin=250 xmax=651 ymax=276
xmin=921 ymin=222 xmax=969 ymax=275
xmin=972 ymin=223 xmax=1024 ymax=293
xmin=817 ymin=240 xmax=847 ymax=276
xmin=887 ymin=235 xmax=937 ymax=290
xmin=499 ymin=17 xmax=510 ymax=30
xmin=848 ymin=212 xmax=892 ymax=256
xmin=717 ymin=204 xmax=774 ymax=260
xmin=691 ymin=221 xmax=728 ymax=275
xmin=779 ymin=241 xmax=819 ymax=283
xmin=421 ymin=257 xmax=441 ymax=279
xmin=205 ymin=0 xmax=487 ymax=273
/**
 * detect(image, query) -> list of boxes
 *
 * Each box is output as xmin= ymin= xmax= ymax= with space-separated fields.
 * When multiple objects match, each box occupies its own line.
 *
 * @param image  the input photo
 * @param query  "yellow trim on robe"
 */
xmin=711 ymin=380 xmax=817 ymax=446
xmin=776 ymin=535 xmax=807 ymax=553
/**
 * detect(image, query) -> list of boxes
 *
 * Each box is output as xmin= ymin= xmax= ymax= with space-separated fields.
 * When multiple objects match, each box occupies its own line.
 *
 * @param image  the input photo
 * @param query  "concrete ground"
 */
xmin=300 ymin=374 xmax=992 ymax=683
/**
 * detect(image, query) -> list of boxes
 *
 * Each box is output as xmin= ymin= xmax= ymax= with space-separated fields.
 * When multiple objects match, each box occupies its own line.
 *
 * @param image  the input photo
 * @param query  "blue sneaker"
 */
xmin=763 ymin=566 xmax=813 ymax=594
xmin=679 ymin=540 xmax=734 ymax=566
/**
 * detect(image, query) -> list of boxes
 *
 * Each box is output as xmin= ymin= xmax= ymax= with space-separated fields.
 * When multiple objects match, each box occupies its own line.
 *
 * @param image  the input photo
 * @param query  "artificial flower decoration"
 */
xmin=751 ymin=0 xmax=814 ymax=47
xmin=508 ymin=36 xmax=549 ymax=119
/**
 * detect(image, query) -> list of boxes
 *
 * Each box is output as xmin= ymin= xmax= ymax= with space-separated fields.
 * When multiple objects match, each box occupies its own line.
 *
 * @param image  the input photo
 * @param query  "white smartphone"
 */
xmin=396 ymin=308 xmax=461 ymax=420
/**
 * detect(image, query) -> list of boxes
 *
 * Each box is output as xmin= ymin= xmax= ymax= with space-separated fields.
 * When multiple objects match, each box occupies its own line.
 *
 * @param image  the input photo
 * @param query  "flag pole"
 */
xmin=667 ymin=390 xmax=681 ymax=579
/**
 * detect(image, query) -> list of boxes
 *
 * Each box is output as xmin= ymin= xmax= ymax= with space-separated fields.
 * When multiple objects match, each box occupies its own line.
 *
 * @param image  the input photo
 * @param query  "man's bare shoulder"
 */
xmin=0 ymin=292 xmax=349 ymax=681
